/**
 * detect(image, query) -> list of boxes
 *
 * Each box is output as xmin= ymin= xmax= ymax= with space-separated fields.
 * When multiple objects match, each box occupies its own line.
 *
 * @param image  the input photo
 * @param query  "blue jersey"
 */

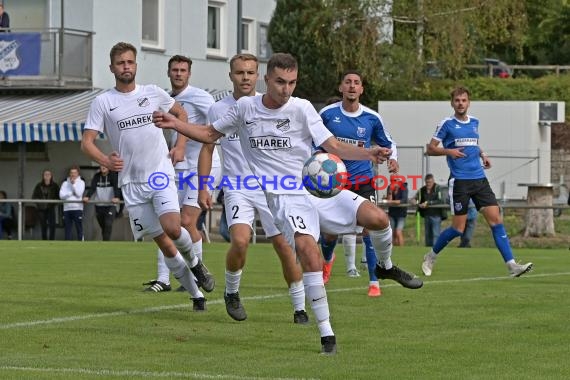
xmin=433 ymin=115 xmax=485 ymax=179
xmin=319 ymin=102 xmax=396 ymax=182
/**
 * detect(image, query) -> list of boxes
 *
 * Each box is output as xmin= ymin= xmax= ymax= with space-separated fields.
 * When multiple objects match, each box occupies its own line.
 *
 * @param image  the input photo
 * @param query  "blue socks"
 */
xmin=491 ymin=224 xmax=514 ymax=262
xmin=433 ymin=227 xmax=462 ymax=254
xmin=362 ymin=235 xmax=378 ymax=281
xmin=320 ymin=236 xmax=336 ymax=262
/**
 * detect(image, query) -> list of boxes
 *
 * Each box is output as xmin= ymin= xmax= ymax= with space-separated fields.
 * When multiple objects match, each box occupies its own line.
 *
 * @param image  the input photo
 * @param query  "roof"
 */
xmin=0 ymin=89 xmax=106 ymax=142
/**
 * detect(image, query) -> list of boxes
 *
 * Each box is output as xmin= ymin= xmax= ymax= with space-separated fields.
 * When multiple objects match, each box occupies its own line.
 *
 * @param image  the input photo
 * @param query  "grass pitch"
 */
xmin=1 ymin=241 xmax=569 ymax=379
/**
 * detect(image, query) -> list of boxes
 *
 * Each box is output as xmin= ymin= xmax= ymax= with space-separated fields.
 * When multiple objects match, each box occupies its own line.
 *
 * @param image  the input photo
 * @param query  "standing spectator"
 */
xmin=416 ymin=173 xmax=445 ymax=247
xmin=83 ymin=165 xmax=121 ymax=241
xmin=59 ymin=165 xmax=86 ymax=241
xmin=0 ymin=3 xmax=10 ymax=31
xmin=459 ymin=199 xmax=478 ymax=248
xmin=387 ymin=179 xmax=409 ymax=246
xmin=0 ymin=190 xmax=14 ymax=239
xmin=32 ymin=169 xmax=60 ymax=240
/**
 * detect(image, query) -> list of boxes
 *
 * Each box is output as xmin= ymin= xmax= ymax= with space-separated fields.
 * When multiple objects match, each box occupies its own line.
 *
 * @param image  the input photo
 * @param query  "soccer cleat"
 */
xmin=422 ymin=253 xmax=437 ymax=276
xmin=367 ymin=284 xmax=382 ymax=297
xmin=293 ymin=310 xmax=309 ymax=325
xmin=142 ymin=280 xmax=171 ymax=292
xmin=346 ymin=268 xmax=361 ymax=278
xmin=190 ymin=260 xmax=215 ymax=292
xmin=375 ymin=264 xmax=423 ymax=289
xmin=509 ymin=262 xmax=533 ymax=277
xmin=320 ymin=335 xmax=337 ymax=355
xmin=322 ymin=253 xmax=336 ymax=284
xmin=192 ymin=297 xmax=206 ymax=312
xmin=224 ymin=291 xmax=247 ymax=321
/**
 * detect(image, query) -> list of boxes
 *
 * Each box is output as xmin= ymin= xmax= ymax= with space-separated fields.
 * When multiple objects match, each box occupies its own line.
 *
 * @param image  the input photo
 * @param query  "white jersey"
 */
xmin=213 ymin=95 xmax=333 ymax=194
xmin=84 ymin=84 xmax=175 ymax=187
xmin=169 ymin=85 xmax=220 ymax=170
xmin=208 ymin=94 xmax=254 ymax=189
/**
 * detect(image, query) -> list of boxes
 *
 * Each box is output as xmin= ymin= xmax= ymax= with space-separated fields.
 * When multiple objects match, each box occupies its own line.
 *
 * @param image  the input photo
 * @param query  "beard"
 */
xmin=115 ymin=72 xmax=135 ymax=85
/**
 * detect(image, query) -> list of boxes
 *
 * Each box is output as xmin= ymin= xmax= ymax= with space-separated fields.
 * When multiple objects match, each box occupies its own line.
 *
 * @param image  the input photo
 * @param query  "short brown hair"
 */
xmin=267 ymin=53 xmax=297 ymax=74
xmin=109 ymin=42 xmax=137 ymax=64
xmin=168 ymin=55 xmax=192 ymax=70
xmin=340 ymin=69 xmax=363 ymax=83
xmin=229 ymin=53 xmax=258 ymax=71
xmin=450 ymin=86 xmax=470 ymax=100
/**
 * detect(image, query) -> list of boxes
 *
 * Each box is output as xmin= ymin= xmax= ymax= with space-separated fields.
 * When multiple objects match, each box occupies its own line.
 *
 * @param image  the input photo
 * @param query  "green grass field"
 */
xmin=1 ymin=241 xmax=569 ymax=380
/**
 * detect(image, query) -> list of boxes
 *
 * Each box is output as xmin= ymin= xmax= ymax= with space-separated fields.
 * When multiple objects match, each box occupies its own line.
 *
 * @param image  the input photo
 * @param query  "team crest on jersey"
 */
xmin=137 ymin=97 xmax=150 ymax=107
xmin=357 ymin=127 xmax=366 ymax=138
xmin=275 ymin=119 xmax=290 ymax=132
xmin=454 ymin=202 xmax=463 ymax=212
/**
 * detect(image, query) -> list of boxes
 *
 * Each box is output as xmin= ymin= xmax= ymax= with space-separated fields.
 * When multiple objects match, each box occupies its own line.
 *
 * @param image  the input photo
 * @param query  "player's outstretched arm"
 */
xmin=152 ymin=111 xmax=223 ymax=144
xmin=321 ymin=136 xmax=391 ymax=163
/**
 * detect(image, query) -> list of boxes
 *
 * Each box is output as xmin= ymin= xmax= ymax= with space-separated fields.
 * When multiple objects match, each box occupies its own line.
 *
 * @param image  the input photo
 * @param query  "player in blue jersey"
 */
xmin=421 ymin=86 xmax=533 ymax=277
xmin=319 ymin=70 xmax=398 ymax=297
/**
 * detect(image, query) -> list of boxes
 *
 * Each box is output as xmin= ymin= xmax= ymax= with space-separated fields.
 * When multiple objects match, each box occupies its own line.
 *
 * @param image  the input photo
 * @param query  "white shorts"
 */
xmin=224 ymin=189 xmax=281 ymax=237
xmin=309 ymin=189 xmax=366 ymax=235
xmin=122 ymin=182 xmax=180 ymax=240
xmin=265 ymin=193 xmax=320 ymax=249
xmin=176 ymin=166 xmax=222 ymax=208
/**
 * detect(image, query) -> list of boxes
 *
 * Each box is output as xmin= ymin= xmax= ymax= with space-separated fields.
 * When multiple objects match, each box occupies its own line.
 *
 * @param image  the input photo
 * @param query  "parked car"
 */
xmin=483 ymin=58 xmax=513 ymax=78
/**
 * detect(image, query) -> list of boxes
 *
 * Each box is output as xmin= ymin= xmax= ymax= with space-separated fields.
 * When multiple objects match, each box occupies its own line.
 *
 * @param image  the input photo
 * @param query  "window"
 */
xmin=0 ymin=142 xmax=48 ymax=161
xmin=207 ymin=1 xmax=227 ymax=57
xmin=258 ymin=23 xmax=272 ymax=60
xmin=142 ymin=0 xmax=164 ymax=49
xmin=241 ymin=19 xmax=254 ymax=53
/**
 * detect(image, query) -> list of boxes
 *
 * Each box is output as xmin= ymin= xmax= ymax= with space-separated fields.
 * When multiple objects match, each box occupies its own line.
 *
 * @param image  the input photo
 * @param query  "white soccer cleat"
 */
xmin=509 ymin=262 xmax=533 ymax=277
xmin=421 ymin=253 xmax=436 ymax=277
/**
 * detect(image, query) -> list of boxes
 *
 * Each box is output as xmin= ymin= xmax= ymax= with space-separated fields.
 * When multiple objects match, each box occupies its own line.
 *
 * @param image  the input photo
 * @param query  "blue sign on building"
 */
xmin=0 ymin=33 xmax=41 ymax=75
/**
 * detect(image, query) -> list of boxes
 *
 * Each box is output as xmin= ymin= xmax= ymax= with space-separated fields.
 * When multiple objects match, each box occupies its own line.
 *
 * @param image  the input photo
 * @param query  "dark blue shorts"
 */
xmin=448 ymin=178 xmax=497 ymax=215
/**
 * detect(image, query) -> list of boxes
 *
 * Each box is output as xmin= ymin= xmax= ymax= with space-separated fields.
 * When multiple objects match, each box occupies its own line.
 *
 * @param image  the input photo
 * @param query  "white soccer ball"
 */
xmin=302 ymin=152 xmax=347 ymax=198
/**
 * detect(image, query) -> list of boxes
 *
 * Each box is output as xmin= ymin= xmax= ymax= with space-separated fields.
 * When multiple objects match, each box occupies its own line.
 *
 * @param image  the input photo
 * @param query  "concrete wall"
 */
xmin=378 ymin=101 xmax=563 ymax=200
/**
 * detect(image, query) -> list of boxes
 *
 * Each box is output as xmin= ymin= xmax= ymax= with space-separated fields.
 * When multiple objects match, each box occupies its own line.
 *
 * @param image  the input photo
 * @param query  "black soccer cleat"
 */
xmin=192 ymin=297 xmax=207 ymax=312
xmin=293 ymin=310 xmax=309 ymax=325
xmin=320 ymin=335 xmax=337 ymax=355
xmin=190 ymin=260 xmax=215 ymax=292
xmin=224 ymin=291 xmax=247 ymax=321
xmin=142 ymin=280 xmax=171 ymax=292
xmin=375 ymin=264 xmax=423 ymax=289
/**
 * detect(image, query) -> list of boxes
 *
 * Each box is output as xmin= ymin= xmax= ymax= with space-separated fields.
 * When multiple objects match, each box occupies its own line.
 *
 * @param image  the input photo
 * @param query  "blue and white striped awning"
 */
xmin=0 ymin=89 xmax=106 ymax=142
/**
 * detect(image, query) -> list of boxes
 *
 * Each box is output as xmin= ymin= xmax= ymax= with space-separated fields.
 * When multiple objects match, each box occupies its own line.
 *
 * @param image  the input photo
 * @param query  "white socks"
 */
xmin=369 ymin=227 xmax=393 ymax=270
xmin=163 ymin=252 xmax=203 ymax=299
xmin=172 ymin=228 xmax=194 ymax=262
xmin=342 ymin=234 xmax=357 ymax=272
xmin=225 ymin=269 xmax=242 ymax=294
xmin=288 ymin=280 xmax=305 ymax=312
xmin=303 ymin=272 xmax=333 ymax=337
xmin=156 ymin=249 xmax=170 ymax=284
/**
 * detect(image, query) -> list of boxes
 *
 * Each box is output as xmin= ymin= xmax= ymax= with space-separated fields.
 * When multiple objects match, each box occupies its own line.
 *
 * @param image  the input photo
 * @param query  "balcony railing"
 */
xmin=0 ymin=27 xmax=93 ymax=90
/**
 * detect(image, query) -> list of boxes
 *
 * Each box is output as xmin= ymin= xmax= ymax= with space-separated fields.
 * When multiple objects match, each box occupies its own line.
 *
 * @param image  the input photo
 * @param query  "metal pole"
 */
xmin=58 ymin=0 xmax=64 ymax=84
xmin=236 ymin=0 xmax=242 ymax=53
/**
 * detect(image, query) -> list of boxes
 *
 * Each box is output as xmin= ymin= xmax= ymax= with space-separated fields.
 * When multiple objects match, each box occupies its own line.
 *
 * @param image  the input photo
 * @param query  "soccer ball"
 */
xmin=302 ymin=152 xmax=347 ymax=198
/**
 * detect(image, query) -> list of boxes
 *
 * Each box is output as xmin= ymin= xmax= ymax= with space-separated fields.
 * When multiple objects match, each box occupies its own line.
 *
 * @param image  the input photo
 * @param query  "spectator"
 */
xmin=59 ymin=165 xmax=85 ymax=241
xmin=387 ymin=179 xmax=409 ymax=246
xmin=416 ymin=173 xmax=445 ymax=247
xmin=83 ymin=165 xmax=121 ymax=241
xmin=0 ymin=190 xmax=14 ymax=239
xmin=0 ymin=3 xmax=10 ymax=31
xmin=459 ymin=200 xmax=478 ymax=248
xmin=31 ymin=169 xmax=60 ymax=240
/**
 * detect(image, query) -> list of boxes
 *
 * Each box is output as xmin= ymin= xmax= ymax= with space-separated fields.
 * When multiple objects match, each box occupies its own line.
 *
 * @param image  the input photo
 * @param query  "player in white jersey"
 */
xmin=144 ymin=55 xmax=221 ymax=299
xmin=196 ymin=53 xmax=308 ymax=324
xmin=152 ymin=53 xmax=411 ymax=354
xmin=81 ymin=42 xmax=215 ymax=312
